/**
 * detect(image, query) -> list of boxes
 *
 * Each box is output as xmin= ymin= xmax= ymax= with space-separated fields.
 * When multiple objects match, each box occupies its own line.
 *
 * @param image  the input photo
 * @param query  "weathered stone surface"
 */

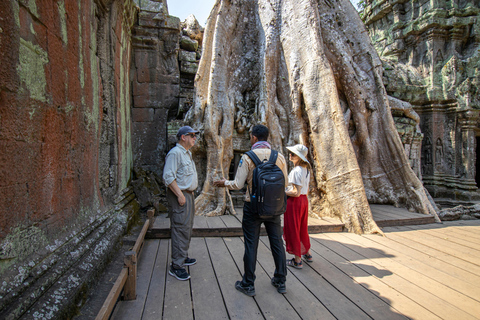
xmin=181 ymin=14 xmax=205 ymax=46
xmin=136 ymin=0 xmax=168 ymax=13
xmin=138 ymin=11 xmax=180 ymax=29
xmin=132 ymin=108 xmax=155 ymax=122
xmin=363 ymin=0 xmax=480 ymax=201
xmin=180 ymin=60 xmax=199 ymax=74
xmin=134 ymin=50 xmax=180 ymax=84
xmin=438 ymin=204 xmax=480 ymax=221
xmin=132 ymin=109 xmax=169 ymax=176
xmin=131 ymin=167 xmax=166 ymax=210
xmin=0 ymin=0 xmax=136 ymax=256
xmin=131 ymin=2 xmax=182 ymax=190
xmin=133 ymin=82 xmax=180 ymax=108
xmin=180 ymin=35 xmax=199 ymax=52
xmin=179 ymin=49 xmax=197 ymax=62
xmin=170 ymin=16 xmax=204 ymax=124
xmin=0 ymin=0 xmax=139 ymax=318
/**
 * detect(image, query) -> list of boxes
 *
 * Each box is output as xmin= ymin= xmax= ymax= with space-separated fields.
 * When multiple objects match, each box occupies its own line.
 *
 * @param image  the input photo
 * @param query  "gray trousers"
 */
xmin=166 ymin=188 xmax=195 ymax=269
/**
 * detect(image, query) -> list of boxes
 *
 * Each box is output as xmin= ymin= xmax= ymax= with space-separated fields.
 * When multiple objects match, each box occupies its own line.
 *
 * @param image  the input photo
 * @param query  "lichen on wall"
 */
xmin=78 ymin=0 xmax=85 ymax=91
xmin=0 ymin=225 xmax=47 ymax=274
xmin=57 ymin=0 xmax=67 ymax=45
xmin=0 ymin=0 xmax=139 ymax=318
xmin=17 ymin=38 xmax=49 ymax=104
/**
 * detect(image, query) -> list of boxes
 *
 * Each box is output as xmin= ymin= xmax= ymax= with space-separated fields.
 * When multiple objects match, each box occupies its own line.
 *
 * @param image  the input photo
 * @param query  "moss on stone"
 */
xmin=58 ymin=1 xmax=68 ymax=45
xmin=17 ymin=38 xmax=49 ymax=104
xmin=25 ymin=0 xmax=38 ymax=18
xmin=0 ymin=225 xmax=48 ymax=274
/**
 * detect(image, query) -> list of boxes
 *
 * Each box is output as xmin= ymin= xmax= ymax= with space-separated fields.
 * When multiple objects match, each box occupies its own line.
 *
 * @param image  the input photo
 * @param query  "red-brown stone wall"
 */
xmin=0 ymin=0 xmax=136 ymax=257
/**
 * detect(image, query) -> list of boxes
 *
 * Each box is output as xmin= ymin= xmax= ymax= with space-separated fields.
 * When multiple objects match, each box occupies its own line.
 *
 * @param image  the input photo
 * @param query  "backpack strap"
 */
xmin=245 ymin=151 xmax=262 ymax=198
xmin=246 ymin=149 xmax=279 ymax=166
xmin=268 ymin=150 xmax=278 ymax=164
xmin=245 ymin=150 xmax=262 ymax=167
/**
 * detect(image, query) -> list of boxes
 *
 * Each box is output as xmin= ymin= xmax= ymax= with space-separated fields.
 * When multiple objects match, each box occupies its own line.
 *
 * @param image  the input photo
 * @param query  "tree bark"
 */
xmin=187 ymin=0 xmax=439 ymax=232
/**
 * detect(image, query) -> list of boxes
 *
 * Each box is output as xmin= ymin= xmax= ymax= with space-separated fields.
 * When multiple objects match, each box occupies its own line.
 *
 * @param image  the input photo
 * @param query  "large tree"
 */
xmin=186 ymin=0 xmax=439 ymax=233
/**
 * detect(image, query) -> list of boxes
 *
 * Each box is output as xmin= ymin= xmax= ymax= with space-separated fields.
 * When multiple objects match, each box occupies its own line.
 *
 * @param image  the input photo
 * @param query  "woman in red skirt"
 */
xmin=284 ymin=144 xmax=312 ymax=269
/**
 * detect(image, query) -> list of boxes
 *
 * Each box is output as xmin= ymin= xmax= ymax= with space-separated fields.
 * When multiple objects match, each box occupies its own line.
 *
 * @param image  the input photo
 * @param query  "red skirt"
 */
xmin=283 ymin=195 xmax=311 ymax=256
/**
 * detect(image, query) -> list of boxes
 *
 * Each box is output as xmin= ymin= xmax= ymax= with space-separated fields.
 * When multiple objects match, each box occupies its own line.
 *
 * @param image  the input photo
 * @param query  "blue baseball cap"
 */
xmin=177 ymin=126 xmax=200 ymax=138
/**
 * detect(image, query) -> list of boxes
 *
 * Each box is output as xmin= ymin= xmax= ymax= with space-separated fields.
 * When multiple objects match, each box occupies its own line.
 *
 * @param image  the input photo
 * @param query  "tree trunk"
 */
xmin=187 ymin=0 xmax=439 ymax=233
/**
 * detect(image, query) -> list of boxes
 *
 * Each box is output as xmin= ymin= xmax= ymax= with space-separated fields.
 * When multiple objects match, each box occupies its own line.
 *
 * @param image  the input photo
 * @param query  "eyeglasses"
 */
xmin=185 ymin=133 xmax=198 ymax=138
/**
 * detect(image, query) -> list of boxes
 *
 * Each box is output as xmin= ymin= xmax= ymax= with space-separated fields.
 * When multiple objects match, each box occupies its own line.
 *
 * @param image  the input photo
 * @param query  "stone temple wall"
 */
xmin=0 ymin=0 xmax=204 ymax=317
xmin=130 ymin=0 xmax=180 ymax=213
xmin=362 ymin=0 xmax=480 ymax=203
xmin=130 ymin=2 xmax=204 ymax=211
xmin=0 ymin=1 xmax=139 ymax=318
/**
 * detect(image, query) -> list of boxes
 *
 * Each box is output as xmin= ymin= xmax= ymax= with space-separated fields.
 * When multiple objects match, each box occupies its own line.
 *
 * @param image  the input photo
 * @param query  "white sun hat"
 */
xmin=286 ymin=144 xmax=310 ymax=164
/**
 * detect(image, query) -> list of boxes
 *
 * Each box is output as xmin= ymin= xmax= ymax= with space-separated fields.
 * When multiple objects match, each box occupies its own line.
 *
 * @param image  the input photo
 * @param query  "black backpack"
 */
xmin=245 ymin=150 xmax=287 ymax=218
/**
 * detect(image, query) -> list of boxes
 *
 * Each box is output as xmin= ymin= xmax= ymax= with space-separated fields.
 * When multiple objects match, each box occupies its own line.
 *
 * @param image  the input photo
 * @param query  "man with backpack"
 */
xmin=213 ymin=124 xmax=288 ymax=296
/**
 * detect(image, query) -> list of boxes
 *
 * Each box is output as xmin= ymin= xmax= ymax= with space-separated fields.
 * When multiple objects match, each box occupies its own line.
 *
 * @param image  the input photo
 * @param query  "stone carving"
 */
xmin=442 ymin=55 xmax=462 ymax=100
xmin=363 ymin=0 xmax=480 ymax=202
xmin=422 ymin=135 xmax=432 ymax=175
xmin=435 ymin=138 xmax=443 ymax=170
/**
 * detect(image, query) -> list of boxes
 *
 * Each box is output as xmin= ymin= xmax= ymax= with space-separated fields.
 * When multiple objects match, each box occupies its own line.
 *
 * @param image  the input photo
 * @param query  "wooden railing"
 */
xmin=95 ymin=209 xmax=156 ymax=320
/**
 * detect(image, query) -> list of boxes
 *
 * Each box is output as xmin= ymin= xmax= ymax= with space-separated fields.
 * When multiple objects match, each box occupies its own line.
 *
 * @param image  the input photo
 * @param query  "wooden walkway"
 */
xmin=146 ymin=204 xmax=436 ymax=239
xmin=110 ymin=215 xmax=480 ymax=319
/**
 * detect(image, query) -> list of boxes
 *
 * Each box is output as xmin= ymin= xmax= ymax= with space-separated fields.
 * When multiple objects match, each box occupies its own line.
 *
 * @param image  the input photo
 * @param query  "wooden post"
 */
xmin=123 ymin=250 xmax=137 ymax=300
xmin=95 ymin=268 xmax=128 ymax=320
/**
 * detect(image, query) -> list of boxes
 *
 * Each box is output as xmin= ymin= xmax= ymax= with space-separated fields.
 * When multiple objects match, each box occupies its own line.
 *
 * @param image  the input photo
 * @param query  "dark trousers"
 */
xmin=166 ymin=188 xmax=195 ymax=269
xmin=241 ymin=201 xmax=287 ymax=287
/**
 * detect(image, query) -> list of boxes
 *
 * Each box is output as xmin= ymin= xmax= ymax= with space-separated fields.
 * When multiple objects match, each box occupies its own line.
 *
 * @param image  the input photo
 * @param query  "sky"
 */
xmin=167 ymin=0 xmax=361 ymax=27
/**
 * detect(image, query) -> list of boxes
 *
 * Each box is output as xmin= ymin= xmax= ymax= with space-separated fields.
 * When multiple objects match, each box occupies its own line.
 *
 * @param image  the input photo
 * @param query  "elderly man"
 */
xmin=163 ymin=126 xmax=199 ymax=280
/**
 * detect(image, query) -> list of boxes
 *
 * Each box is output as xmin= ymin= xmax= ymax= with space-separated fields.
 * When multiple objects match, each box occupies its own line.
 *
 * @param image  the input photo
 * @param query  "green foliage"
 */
xmin=357 ymin=0 xmax=367 ymax=18
xmin=357 ymin=0 xmax=367 ymax=11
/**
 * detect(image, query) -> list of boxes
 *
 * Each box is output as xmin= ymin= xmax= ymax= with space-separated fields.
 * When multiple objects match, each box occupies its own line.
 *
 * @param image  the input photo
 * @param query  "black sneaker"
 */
xmin=184 ymin=257 xmax=197 ymax=266
xmin=235 ymin=281 xmax=255 ymax=297
xmin=169 ymin=266 xmax=191 ymax=281
xmin=271 ymin=278 xmax=287 ymax=294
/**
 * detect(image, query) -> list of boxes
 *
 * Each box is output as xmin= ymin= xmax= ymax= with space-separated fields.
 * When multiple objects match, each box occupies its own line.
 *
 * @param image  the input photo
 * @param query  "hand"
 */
xmin=213 ymin=178 xmax=226 ymax=187
xmin=178 ymin=194 xmax=186 ymax=206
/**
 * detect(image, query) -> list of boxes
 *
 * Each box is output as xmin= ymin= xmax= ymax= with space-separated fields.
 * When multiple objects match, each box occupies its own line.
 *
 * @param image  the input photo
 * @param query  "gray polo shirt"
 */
xmin=163 ymin=143 xmax=198 ymax=191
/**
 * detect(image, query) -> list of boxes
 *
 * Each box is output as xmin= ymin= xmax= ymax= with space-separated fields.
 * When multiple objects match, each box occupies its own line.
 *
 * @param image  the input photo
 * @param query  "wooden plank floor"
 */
xmin=147 ymin=205 xmax=435 ymax=239
xmin=112 ymin=219 xmax=480 ymax=320
xmin=370 ymin=205 xmax=436 ymax=227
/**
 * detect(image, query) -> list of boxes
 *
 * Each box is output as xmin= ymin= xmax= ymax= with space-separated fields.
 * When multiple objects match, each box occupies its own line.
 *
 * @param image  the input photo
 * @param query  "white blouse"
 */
xmin=287 ymin=166 xmax=309 ymax=195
